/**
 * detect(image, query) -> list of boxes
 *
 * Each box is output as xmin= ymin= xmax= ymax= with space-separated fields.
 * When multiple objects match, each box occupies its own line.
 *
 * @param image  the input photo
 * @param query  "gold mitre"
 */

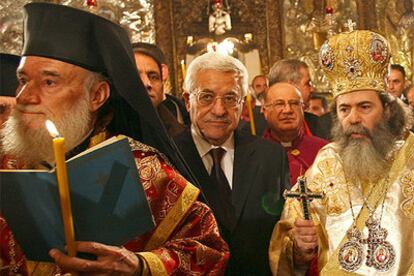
xmin=319 ymin=30 xmax=390 ymax=98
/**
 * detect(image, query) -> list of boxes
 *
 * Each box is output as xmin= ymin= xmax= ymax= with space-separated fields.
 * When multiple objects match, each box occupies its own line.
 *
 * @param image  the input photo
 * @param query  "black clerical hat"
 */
xmin=0 ymin=53 xmax=20 ymax=97
xmin=22 ymin=3 xmax=200 ymax=188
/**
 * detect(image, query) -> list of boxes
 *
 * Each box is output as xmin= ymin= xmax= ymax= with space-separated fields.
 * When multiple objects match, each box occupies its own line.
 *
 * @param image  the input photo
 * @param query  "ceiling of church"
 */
xmin=0 ymin=0 xmax=155 ymax=55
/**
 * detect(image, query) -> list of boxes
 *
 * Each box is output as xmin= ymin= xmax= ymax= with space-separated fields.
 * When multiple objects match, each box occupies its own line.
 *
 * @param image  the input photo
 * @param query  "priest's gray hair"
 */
xmin=183 ymin=52 xmax=249 ymax=96
xmin=84 ymin=71 xmax=107 ymax=92
xmin=268 ymin=59 xmax=309 ymax=87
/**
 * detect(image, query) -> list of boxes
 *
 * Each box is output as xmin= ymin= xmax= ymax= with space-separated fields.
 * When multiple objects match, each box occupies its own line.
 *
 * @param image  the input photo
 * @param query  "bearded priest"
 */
xmin=269 ymin=29 xmax=414 ymax=275
xmin=0 ymin=3 xmax=228 ymax=275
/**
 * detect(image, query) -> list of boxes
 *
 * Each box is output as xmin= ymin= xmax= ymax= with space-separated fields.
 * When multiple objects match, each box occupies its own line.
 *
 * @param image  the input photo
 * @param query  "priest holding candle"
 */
xmin=0 ymin=3 xmax=228 ymax=275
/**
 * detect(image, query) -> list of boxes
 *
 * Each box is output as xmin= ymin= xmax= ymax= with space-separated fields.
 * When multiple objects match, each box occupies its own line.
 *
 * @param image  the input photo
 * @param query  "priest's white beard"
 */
xmin=0 ymin=93 xmax=92 ymax=167
xmin=332 ymin=117 xmax=395 ymax=183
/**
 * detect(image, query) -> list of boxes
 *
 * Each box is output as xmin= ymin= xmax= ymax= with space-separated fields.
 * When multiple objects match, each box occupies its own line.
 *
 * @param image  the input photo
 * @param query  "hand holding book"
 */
xmin=0 ymin=135 xmax=155 ymax=262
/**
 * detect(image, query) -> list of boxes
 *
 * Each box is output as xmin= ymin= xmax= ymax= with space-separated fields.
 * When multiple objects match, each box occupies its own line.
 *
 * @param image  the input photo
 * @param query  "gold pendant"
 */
xmin=364 ymin=216 xmax=396 ymax=272
xmin=338 ymin=226 xmax=364 ymax=272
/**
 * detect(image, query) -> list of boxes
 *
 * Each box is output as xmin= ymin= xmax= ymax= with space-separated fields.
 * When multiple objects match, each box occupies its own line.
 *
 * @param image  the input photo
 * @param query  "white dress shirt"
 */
xmin=191 ymin=125 xmax=235 ymax=189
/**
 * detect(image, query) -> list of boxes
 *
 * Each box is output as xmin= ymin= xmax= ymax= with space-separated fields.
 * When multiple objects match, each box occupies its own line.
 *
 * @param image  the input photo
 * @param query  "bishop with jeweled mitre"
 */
xmin=269 ymin=29 xmax=414 ymax=275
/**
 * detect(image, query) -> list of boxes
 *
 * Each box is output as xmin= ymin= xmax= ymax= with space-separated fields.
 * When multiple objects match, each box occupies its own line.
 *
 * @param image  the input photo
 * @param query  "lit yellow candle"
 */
xmin=246 ymin=92 xmax=256 ymax=136
xmin=45 ymin=120 xmax=76 ymax=257
xmin=180 ymin=59 xmax=186 ymax=81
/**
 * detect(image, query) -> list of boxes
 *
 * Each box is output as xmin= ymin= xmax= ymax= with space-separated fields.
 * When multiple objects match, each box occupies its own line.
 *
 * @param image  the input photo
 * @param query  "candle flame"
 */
xmin=45 ymin=120 xmax=60 ymax=138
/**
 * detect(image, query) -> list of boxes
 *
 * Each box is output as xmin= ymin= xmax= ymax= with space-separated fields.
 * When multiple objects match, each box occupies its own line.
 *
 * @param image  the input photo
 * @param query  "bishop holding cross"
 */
xmin=269 ymin=29 xmax=414 ymax=276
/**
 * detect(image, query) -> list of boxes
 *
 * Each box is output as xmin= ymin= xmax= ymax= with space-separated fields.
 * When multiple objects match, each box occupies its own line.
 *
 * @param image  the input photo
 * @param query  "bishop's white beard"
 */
xmin=0 ymin=93 xmax=92 ymax=167
xmin=332 ymin=117 xmax=396 ymax=183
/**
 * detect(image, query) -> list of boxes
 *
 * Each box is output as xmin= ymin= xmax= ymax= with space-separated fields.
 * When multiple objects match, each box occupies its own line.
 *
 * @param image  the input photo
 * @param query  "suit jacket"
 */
xmin=318 ymin=111 xmax=333 ymax=141
xmin=157 ymin=104 xmax=185 ymax=137
xmin=238 ymin=106 xmax=268 ymax=137
xmin=174 ymin=129 xmax=291 ymax=275
xmin=162 ymin=94 xmax=190 ymax=125
xmin=305 ymin=111 xmax=332 ymax=140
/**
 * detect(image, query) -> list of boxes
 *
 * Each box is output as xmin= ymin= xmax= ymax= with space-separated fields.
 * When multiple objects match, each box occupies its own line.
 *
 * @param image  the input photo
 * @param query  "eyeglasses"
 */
xmin=264 ymin=99 xmax=303 ymax=111
xmin=192 ymin=91 xmax=242 ymax=108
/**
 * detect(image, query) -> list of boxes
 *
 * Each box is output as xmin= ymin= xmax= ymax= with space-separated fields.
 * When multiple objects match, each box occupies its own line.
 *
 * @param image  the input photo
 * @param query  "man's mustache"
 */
xmin=203 ymin=117 xmax=232 ymax=124
xmin=14 ymin=104 xmax=44 ymax=114
xmin=279 ymin=116 xmax=295 ymax=120
xmin=344 ymin=124 xmax=371 ymax=138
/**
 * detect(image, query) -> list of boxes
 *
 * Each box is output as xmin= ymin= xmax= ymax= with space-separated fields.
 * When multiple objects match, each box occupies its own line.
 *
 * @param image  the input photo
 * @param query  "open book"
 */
xmin=0 ymin=135 xmax=155 ymax=262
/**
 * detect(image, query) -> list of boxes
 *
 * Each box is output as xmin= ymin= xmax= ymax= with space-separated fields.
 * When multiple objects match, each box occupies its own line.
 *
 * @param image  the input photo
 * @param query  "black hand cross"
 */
xmin=283 ymin=176 xmax=325 ymax=220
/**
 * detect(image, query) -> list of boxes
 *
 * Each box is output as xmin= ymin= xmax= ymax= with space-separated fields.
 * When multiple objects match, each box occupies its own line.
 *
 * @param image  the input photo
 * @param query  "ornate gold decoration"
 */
xmin=137 ymin=252 xmax=168 ymax=276
xmin=320 ymin=30 xmax=390 ymax=98
xmin=0 ymin=1 xmax=26 ymax=55
xmin=376 ymin=0 xmax=414 ymax=80
xmin=208 ymin=0 xmax=232 ymax=35
xmin=282 ymin=0 xmax=357 ymax=93
xmin=143 ymin=182 xmax=199 ymax=251
xmin=400 ymin=170 xmax=414 ymax=219
xmin=155 ymin=0 xmax=283 ymax=95
xmin=310 ymin=157 xmax=348 ymax=216
xmin=138 ymin=155 xmax=162 ymax=187
xmin=129 ymin=139 xmax=175 ymax=171
xmin=0 ymin=0 xmax=155 ymax=55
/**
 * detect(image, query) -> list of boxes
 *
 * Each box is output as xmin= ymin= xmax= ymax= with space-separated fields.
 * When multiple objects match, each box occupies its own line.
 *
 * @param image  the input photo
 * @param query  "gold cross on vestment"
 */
xmin=283 ymin=176 xmax=325 ymax=220
xmin=344 ymin=19 xmax=356 ymax=32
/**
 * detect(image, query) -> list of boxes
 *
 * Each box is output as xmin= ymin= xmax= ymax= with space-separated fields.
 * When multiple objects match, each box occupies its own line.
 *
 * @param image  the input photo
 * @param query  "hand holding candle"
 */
xmin=45 ymin=120 xmax=76 ymax=257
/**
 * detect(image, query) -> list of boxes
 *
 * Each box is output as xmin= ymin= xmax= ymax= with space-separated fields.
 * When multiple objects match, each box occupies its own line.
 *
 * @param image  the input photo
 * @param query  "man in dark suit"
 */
xmin=174 ymin=52 xmax=291 ymax=275
xmin=132 ymin=43 xmax=187 ymax=136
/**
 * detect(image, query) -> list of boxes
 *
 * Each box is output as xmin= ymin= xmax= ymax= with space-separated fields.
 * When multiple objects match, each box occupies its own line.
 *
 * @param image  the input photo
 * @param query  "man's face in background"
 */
xmin=134 ymin=53 xmax=164 ymax=107
xmin=295 ymin=66 xmax=315 ymax=107
xmin=308 ymin=98 xmax=326 ymax=116
xmin=251 ymin=76 xmax=267 ymax=103
xmin=386 ymin=69 xmax=406 ymax=98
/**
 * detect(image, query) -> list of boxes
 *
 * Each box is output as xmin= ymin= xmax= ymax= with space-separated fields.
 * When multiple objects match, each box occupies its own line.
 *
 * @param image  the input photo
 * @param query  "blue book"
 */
xmin=0 ymin=135 xmax=155 ymax=262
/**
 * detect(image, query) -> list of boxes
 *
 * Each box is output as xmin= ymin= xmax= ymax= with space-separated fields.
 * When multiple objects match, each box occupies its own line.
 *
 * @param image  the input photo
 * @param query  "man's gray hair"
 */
xmin=183 ymin=52 xmax=249 ymax=96
xmin=268 ymin=59 xmax=308 ymax=87
xmin=84 ymin=71 xmax=107 ymax=92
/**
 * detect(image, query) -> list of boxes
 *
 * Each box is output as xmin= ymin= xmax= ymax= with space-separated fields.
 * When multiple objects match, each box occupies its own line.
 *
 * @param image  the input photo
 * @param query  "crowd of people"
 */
xmin=1 ymin=2 xmax=414 ymax=276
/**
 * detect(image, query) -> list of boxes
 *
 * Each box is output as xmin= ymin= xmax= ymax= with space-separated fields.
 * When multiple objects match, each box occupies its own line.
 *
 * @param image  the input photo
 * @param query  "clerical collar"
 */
xmin=281 ymin=141 xmax=292 ymax=147
xmin=262 ymin=127 xmax=304 ymax=149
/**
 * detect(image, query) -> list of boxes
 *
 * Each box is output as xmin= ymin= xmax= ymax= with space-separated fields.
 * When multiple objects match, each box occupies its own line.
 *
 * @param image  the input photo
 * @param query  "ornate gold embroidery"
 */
xmin=138 ymin=155 xmax=163 ymax=191
xmin=144 ymin=183 xmax=199 ymax=251
xmin=128 ymin=139 xmax=175 ymax=169
xmin=400 ymin=170 xmax=414 ymax=219
xmin=408 ymin=262 xmax=414 ymax=276
xmin=312 ymin=157 xmax=348 ymax=216
xmin=27 ymin=261 xmax=57 ymax=275
xmin=137 ymin=252 xmax=168 ymax=276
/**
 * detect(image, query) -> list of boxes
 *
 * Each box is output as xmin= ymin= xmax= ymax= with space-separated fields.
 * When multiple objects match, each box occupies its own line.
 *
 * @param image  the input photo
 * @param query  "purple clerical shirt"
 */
xmin=263 ymin=129 xmax=329 ymax=185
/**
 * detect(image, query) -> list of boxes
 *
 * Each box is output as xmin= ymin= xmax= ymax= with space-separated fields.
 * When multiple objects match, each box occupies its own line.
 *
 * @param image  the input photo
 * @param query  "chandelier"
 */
xmin=0 ymin=0 xmax=155 ymax=55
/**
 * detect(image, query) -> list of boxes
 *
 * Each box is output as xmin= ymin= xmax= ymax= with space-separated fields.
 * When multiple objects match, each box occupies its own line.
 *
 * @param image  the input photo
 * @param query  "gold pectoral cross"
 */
xmin=284 ymin=176 xmax=325 ymax=220
xmin=362 ymin=215 xmax=396 ymax=271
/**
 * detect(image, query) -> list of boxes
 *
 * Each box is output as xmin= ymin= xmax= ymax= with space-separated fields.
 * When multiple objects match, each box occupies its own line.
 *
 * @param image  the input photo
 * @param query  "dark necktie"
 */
xmin=209 ymin=147 xmax=236 ymax=230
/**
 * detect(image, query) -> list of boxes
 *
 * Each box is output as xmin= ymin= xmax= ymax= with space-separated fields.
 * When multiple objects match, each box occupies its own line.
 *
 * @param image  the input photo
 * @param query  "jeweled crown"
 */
xmin=319 ymin=30 xmax=390 ymax=98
